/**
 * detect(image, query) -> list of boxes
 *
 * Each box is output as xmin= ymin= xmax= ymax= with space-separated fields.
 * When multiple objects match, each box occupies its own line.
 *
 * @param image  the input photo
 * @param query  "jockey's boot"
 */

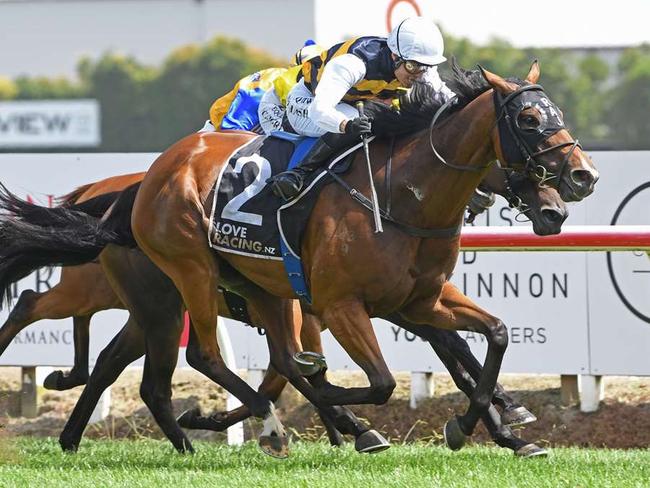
xmin=268 ymin=132 xmax=358 ymax=201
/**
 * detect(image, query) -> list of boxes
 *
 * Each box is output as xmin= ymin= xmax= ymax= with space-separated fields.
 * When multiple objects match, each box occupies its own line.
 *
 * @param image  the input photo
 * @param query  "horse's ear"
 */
xmin=478 ymin=64 xmax=514 ymax=94
xmin=525 ymin=59 xmax=540 ymax=84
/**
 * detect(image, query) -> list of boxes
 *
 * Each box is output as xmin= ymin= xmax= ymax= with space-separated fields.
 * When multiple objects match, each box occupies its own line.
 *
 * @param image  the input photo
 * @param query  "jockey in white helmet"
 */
xmin=269 ymin=17 xmax=455 ymax=200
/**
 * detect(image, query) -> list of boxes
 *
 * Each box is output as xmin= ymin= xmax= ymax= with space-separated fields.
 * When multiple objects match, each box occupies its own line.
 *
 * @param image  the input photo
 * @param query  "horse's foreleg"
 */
xmin=43 ymin=314 xmax=92 ymax=390
xmin=430 ymin=327 xmax=537 ymax=427
xmin=300 ymin=312 xmax=347 ymax=448
xmin=315 ymin=299 xmax=396 ymax=407
xmin=253 ymin=297 xmax=389 ymax=453
xmin=400 ymin=284 xmax=508 ymax=451
xmin=387 ymin=313 xmax=536 ymax=427
xmin=386 ymin=315 xmax=541 ymax=455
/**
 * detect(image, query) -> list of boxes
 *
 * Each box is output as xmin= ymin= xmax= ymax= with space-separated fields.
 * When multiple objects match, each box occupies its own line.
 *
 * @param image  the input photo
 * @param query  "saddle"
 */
xmin=208 ymin=132 xmax=361 ymax=302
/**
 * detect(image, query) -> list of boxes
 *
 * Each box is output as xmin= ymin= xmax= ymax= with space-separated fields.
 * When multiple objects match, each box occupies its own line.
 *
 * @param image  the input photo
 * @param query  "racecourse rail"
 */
xmin=460 ymin=225 xmax=650 ymax=252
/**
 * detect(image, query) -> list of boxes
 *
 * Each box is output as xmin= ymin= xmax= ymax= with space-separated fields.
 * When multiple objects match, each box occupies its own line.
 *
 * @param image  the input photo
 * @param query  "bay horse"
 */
xmin=126 ymin=61 xmax=597 ymax=451
xmin=0 ymin=61 xmax=597 ymax=455
xmin=0 ymin=163 xmax=563 ymax=456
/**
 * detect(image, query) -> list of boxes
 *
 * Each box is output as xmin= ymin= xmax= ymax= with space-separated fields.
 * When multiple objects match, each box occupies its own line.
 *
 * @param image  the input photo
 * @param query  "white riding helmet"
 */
xmin=387 ymin=17 xmax=446 ymax=66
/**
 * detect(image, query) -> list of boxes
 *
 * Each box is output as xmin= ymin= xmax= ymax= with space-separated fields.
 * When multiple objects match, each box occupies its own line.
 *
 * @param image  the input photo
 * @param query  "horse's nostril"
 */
xmin=570 ymin=169 xmax=594 ymax=186
xmin=542 ymin=209 xmax=564 ymax=223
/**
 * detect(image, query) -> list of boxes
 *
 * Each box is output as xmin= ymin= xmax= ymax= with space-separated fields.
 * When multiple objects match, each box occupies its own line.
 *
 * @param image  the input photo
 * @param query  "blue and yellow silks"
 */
xmin=210 ymin=67 xmax=286 ymax=131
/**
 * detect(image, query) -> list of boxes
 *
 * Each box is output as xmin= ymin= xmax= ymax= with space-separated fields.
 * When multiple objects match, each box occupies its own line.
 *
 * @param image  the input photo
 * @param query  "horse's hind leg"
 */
xmin=59 ymin=316 xmax=144 ymax=452
xmin=0 ymin=289 xmax=43 ymax=354
xmin=140 ymin=329 xmax=193 ymax=453
xmin=100 ymin=245 xmax=195 ymax=452
xmin=144 ymin=247 xmax=287 ymax=457
xmin=0 ymin=263 xmax=123 ymax=391
xmin=0 ymin=288 xmax=92 ymax=390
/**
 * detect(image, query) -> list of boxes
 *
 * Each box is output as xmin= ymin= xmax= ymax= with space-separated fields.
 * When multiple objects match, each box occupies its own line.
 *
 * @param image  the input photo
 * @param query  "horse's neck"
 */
xmin=392 ymin=91 xmax=497 ymax=230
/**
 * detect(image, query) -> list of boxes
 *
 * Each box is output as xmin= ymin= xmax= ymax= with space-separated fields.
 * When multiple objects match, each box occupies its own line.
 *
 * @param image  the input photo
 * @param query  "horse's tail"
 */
xmin=0 ymin=182 xmax=140 ymax=306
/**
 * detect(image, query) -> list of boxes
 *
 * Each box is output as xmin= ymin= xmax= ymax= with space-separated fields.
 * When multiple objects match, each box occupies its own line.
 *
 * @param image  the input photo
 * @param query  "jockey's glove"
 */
xmin=345 ymin=116 xmax=373 ymax=136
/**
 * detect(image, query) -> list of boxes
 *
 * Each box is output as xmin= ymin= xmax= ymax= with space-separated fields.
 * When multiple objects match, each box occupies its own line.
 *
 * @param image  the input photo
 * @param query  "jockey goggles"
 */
xmin=396 ymin=58 xmax=430 ymax=75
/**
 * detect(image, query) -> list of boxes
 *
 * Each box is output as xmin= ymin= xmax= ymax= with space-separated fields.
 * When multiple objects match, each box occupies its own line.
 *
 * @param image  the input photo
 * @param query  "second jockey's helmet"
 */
xmin=387 ymin=17 xmax=446 ymax=66
xmin=293 ymin=40 xmax=324 ymax=66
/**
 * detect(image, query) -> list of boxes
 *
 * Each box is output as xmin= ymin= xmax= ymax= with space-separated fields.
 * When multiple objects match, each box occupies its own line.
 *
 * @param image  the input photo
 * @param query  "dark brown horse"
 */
xmin=0 ymin=61 xmax=597 ymax=455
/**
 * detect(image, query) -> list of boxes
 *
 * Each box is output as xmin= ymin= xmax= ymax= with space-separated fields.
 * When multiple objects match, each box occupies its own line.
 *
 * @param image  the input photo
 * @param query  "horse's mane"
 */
xmin=365 ymin=57 xmax=523 ymax=137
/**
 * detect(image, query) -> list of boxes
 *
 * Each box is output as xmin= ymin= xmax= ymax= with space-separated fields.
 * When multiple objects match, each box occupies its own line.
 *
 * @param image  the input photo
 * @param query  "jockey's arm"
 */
xmin=309 ymin=54 xmax=366 ymax=134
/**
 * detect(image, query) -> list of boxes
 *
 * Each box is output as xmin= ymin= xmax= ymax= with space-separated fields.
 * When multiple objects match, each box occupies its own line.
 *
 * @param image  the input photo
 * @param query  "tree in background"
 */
xmin=150 ymin=37 xmax=284 ymax=149
xmin=0 ymin=77 xmax=18 ymax=100
xmin=2 ymin=34 xmax=647 ymax=151
xmin=608 ymin=44 xmax=650 ymax=149
xmin=77 ymin=53 xmax=157 ymax=151
xmin=3 ymin=37 xmax=283 ymax=152
xmin=443 ymin=33 xmax=610 ymax=147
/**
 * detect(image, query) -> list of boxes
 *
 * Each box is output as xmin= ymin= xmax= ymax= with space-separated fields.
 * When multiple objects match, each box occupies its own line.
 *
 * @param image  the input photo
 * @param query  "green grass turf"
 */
xmin=0 ymin=438 xmax=649 ymax=487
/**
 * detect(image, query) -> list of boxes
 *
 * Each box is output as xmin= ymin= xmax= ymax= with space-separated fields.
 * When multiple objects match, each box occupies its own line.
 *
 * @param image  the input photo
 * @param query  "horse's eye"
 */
xmin=519 ymin=114 xmax=540 ymax=130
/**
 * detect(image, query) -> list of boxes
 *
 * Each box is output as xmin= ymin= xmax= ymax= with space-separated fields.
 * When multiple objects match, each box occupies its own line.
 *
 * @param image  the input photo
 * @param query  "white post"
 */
xmin=20 ymin=366 xmax=38 ymax=418
xmin=409 ymin=372 xmax=434 ymax=409
xmin=216 ymin=317 xmax=244 ymax=446
xmin=89 ymin=388 xmax=111 ymax=424
xmin=579 ymin=375 xmax=604 ymax=413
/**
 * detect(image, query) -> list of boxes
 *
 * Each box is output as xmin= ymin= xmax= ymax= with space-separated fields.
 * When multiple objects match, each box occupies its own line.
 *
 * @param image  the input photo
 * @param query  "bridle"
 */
xmin=493 ymin=84 xmax=581 ymax=187
xmin=428 ymin=83 xmax=581 ymax=188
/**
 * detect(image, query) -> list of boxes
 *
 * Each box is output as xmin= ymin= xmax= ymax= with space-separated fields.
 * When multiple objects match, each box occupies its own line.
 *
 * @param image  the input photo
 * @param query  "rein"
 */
xmin=328 ymin=81 xmax=579 ymax=239
xmin=428 ymin=96 xmax=493 ymax=173
xmin=326 ymin=165 xmax=462 ymax=239
xmin=428 ymin=84 xmax=581 ymax=187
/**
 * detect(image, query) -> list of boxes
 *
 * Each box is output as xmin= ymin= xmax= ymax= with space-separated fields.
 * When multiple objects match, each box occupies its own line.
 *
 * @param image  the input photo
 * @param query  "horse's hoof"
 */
xmin=502 ymin=406 xmax=537 ymax=427
xmin=59 ymin=435 xmax=79 ymax=453
xmin=258 ymin=434 xmax=289 ymax=459
xmin=43 ymin=370 xmax=64 ymax=390
xmin=177 ymin=407 xmax=201 ymax=428
xmin=176 ymin=439 xmax=195 ymax=454
xmin=443 ymin=417 xmax=466 ymax=451
xmin=43 ymin=370 xmax=87 ymax=391
xmin=515 ymin=443 xmax=548 ymax=458
xmin=293 ymin=351 xmax=327 ymax=376
xmin=354 ymin=429 xmax=391 ymax=454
